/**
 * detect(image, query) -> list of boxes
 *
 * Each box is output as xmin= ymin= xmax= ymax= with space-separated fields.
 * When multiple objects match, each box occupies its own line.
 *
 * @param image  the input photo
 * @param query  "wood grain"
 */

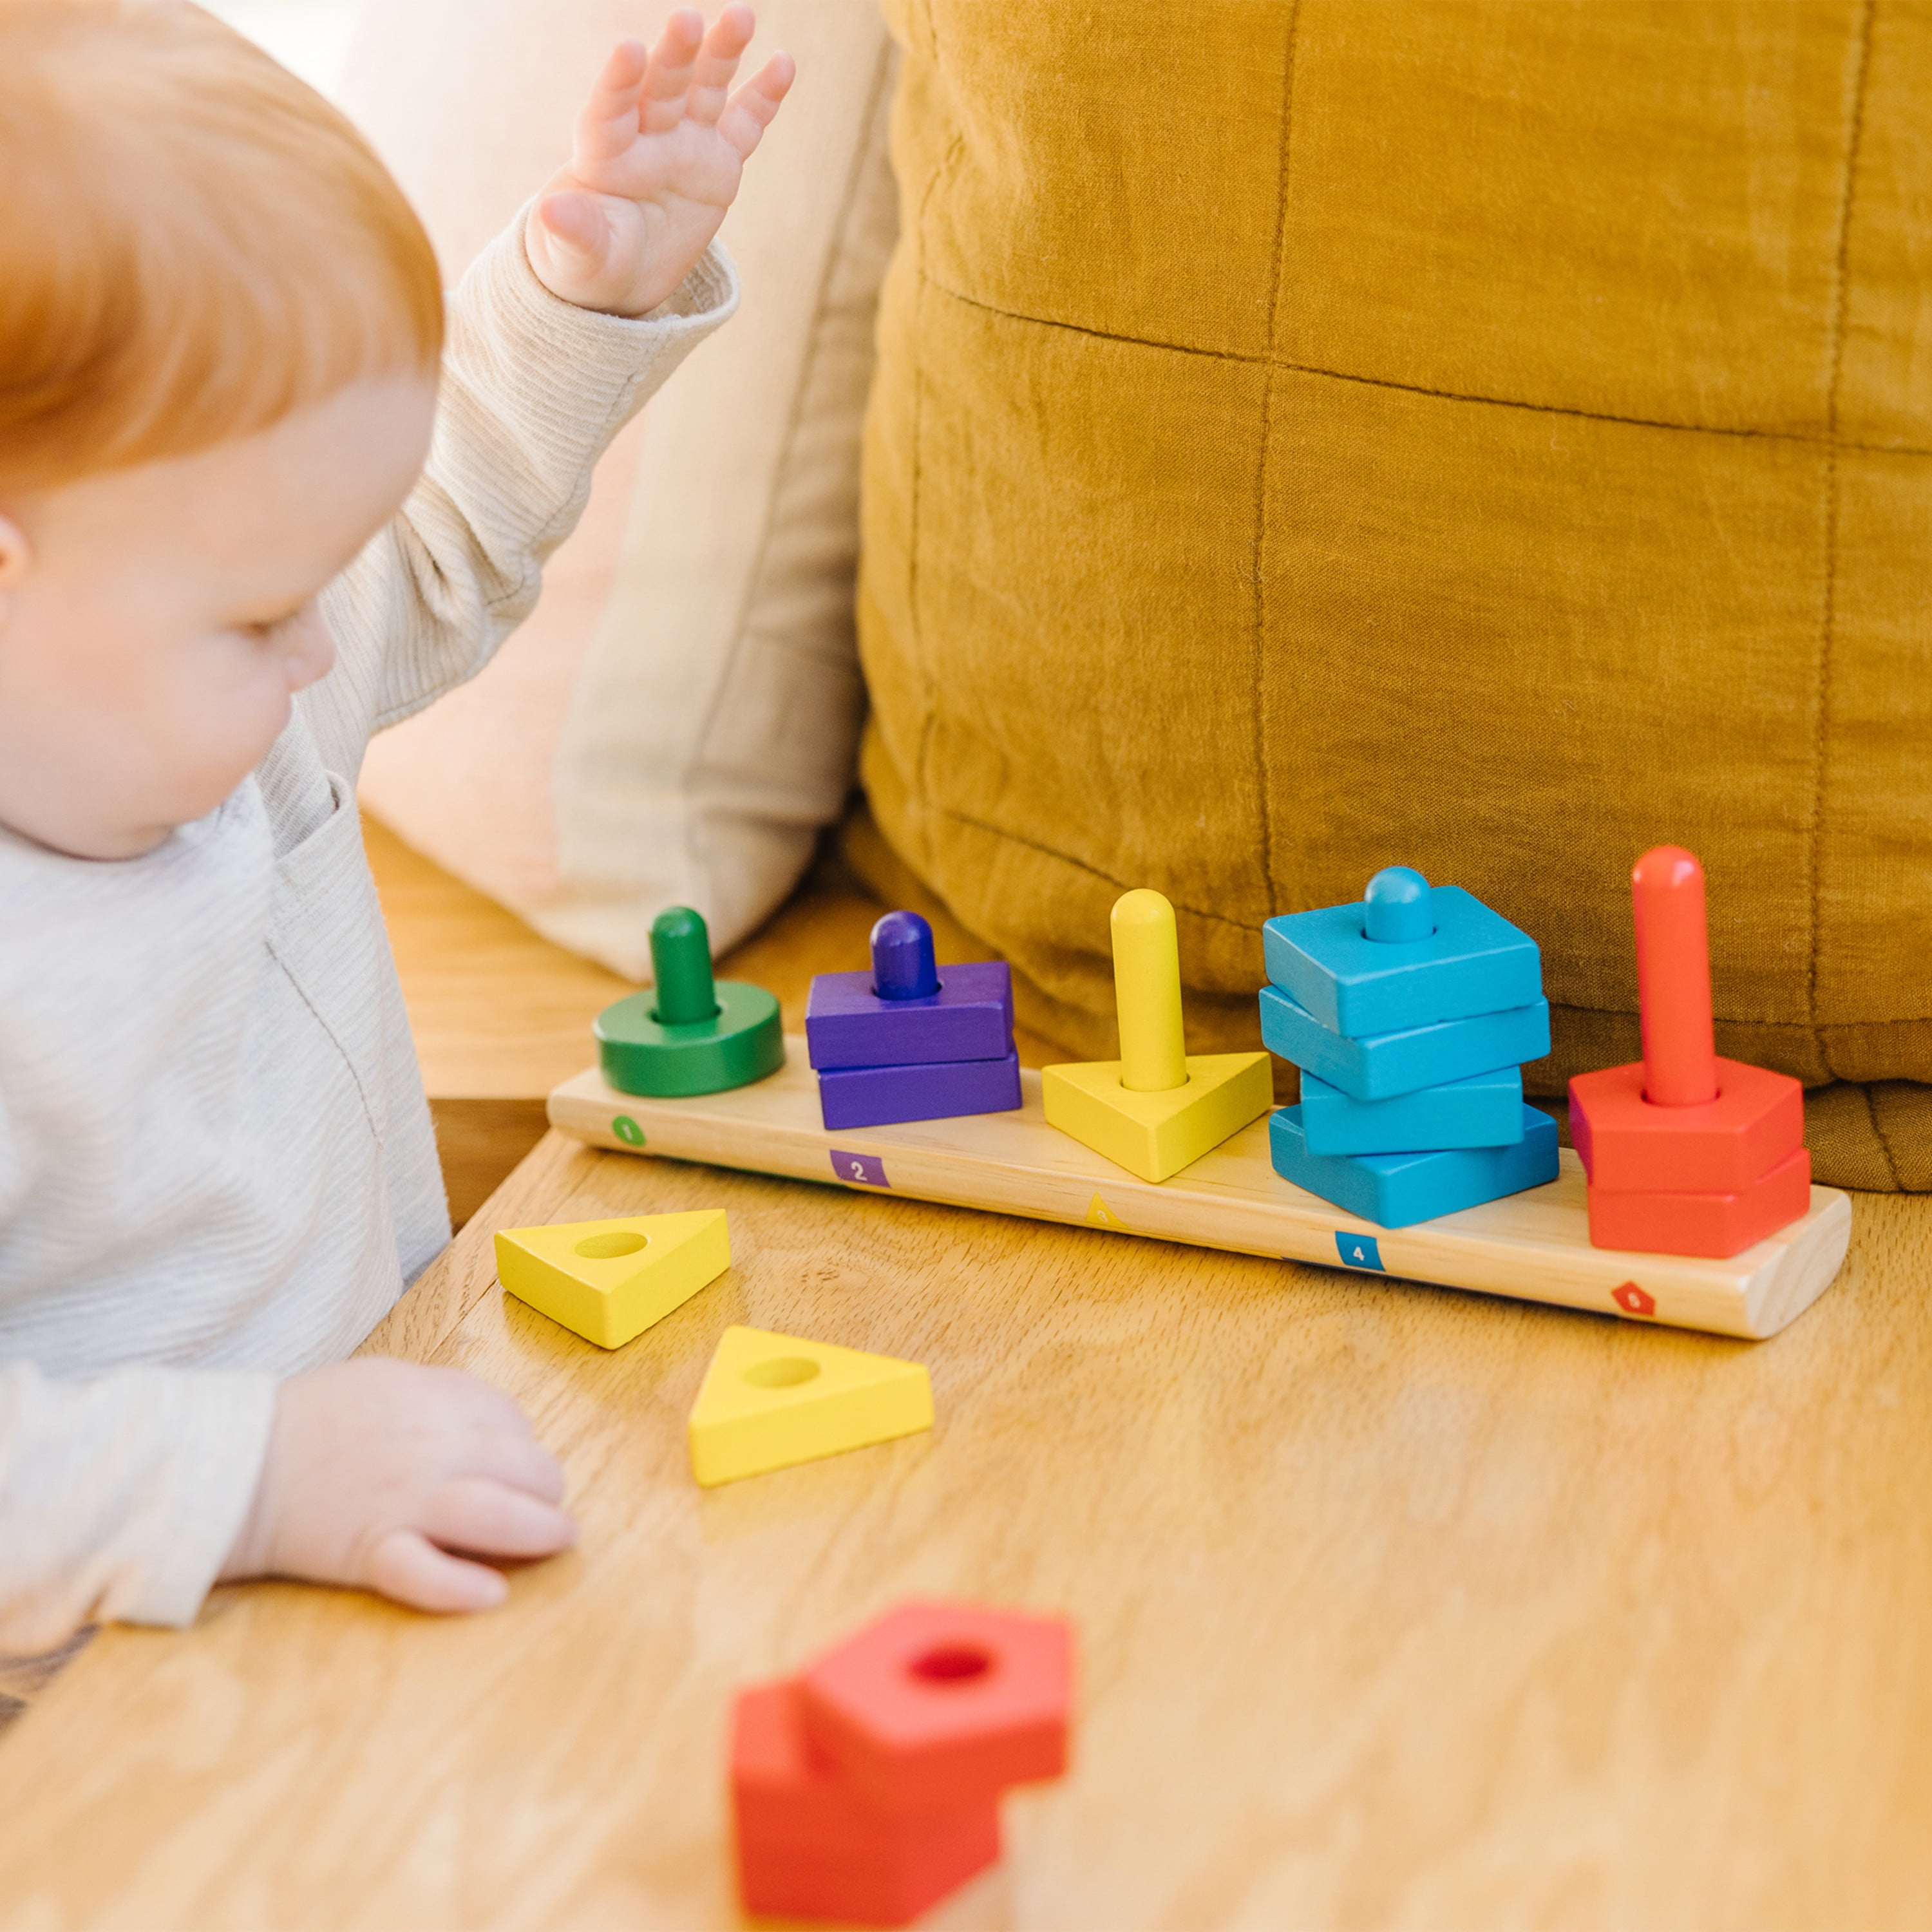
xmin=1 ymin=1128 xmax=1929 ymax=1927
xmin=548 ymin=1051 xmax=1852 ymax=1341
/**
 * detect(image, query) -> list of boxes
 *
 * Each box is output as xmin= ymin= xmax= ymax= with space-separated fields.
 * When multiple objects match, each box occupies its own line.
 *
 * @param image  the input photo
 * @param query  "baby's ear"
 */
xmin=0 ymin=511 xmax=29 ymax=586
xmin=0 ymin=511 xmax=29 ymax=625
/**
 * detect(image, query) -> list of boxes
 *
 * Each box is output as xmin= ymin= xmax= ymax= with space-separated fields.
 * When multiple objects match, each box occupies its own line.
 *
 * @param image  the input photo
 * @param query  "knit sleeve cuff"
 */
xmin=450 ymin=209 xmax=741 ymax=442
xmin=117 ymin=1370 xmax=279 ymax=1629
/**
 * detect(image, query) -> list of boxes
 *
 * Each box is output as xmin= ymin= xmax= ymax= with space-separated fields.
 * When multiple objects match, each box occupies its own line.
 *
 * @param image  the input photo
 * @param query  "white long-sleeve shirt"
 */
xmin=0 ymin=220 xmax=737 ymax=1651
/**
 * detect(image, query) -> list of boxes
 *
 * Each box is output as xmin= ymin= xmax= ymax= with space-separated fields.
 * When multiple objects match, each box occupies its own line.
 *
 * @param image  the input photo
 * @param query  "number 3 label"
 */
xmin=830 ymin=1150 xmax=889 ymax=1188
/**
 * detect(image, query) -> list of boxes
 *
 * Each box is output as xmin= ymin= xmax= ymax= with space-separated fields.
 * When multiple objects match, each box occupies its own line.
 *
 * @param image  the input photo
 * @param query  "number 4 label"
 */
xmin=830 ymin=1150 xmax=889 ymax=1188
xmin=1334 ymin=1232 xmax=1385 ymax=1272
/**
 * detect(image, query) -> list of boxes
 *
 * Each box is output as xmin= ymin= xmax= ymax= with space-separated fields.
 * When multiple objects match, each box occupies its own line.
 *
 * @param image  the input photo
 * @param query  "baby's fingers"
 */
xmin=685 ymin=2 xmax=758 ymax=128
xmin=639 ymin=6 xmax=706 ymax=135
xmin=423 ymin=1477 xmax=578 ymax=1561
xmin=575 ymin=37 xmax=652 ymax=164
xmin=467 ymin=1428 xmax=570 ymax=1506
xmin=365 ymin=1528 xmax=509 ymax=1614
xmin=717 ymin=53 xmax=794 ymax=160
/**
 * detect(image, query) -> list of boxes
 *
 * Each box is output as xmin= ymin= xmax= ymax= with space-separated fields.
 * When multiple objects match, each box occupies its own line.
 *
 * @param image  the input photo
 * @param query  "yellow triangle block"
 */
xmin=1043 ymin=1052 xmax=1273 ymax=1183
xmin=495 ymin=1211 xmax=729 ymax=1350
xmin=688 ymin=1325 xmax=933 ymax=1488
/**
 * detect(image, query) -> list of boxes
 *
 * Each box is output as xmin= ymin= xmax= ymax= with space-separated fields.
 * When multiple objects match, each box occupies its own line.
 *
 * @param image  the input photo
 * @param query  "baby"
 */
xmin=0 ymin=1 xmax=790 ymax=1647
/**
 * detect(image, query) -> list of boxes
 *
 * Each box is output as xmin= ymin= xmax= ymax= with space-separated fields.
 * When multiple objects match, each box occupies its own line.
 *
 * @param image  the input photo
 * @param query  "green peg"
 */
xmin=650 ymin=906 xmax=721 ymax=1025
xmin=594 ymin=905 xmax=784 ymax=1098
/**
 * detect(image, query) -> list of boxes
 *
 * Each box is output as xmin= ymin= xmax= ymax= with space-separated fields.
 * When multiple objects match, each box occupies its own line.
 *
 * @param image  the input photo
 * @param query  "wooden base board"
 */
xmin=547 ymin=1044 xmax=1852 ymax=1340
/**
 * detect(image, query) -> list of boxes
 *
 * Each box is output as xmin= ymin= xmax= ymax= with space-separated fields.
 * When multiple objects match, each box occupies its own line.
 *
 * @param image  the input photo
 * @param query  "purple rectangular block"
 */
xmin=805 ymin=960 xmax=1014 ymax=1070
xmin=817 ymin=1051 xmax=1023 ymax=1130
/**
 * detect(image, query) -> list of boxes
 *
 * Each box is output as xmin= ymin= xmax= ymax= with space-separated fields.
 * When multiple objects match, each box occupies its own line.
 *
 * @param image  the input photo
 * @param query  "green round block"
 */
xmin=596 ymin=979 xmax=784 ymax=1097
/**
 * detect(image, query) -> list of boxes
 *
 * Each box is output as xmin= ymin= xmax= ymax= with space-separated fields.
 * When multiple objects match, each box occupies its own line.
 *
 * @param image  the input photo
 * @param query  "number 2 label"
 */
xmin=829 ymin=1150 xmax=889 ymax=1188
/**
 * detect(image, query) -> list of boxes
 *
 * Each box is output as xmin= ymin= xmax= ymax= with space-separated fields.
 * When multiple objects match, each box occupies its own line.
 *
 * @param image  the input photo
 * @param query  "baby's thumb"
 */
xmin=365 ymin=1527 xmax=509 ymax=1614
xmin=535 ymin=191 xmax=607 ymax=265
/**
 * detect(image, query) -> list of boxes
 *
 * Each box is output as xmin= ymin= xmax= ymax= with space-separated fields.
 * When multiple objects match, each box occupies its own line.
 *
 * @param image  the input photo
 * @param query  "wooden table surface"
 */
xmin=1 ymin=1089 xmax=1931 ymax=1926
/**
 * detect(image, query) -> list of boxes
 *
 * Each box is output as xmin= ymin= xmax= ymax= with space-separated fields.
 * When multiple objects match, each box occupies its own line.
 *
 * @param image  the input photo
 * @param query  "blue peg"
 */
xmin=871 ymin=910 xmax=940 ymax=1001
xmin=1364 ymin=866 xmax=1434 ymax=943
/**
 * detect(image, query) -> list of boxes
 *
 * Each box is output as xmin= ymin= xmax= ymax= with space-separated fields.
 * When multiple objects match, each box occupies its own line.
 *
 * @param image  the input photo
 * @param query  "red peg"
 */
xmin=1633 ymin=846 xmax=1718 ymax=1107
xmin=1570 ymin=842 xmax=1810 ymax=1258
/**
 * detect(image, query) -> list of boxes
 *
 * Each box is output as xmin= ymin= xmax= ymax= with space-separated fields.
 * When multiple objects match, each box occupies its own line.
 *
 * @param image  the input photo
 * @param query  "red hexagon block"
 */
xmin=730 ymin=1680 xmax=1000 ymax=1926
xmin=1585 ymin=1144 xmax=1812 ymax=1259
xmin=799 ymin=1602 xmax=1074 ymax=1814
xmin=1568 ymin=1056 xmax=1804 ymax=1195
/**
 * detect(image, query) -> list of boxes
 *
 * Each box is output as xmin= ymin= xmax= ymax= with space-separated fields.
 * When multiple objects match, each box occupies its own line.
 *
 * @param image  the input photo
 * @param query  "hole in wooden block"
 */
xmin=575 ymin=1231 xmax=649 ymax=1260
xmin=908 ymin=1644 xmax=994 ymax=1685
xmin=742 ymin=1356 xmax=821 ymax=1388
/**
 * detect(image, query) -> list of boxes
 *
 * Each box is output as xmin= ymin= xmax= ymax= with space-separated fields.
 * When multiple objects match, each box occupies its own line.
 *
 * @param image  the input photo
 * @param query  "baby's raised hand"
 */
xmin=526 ymin=5 xmax=794 ymax=319
xmin=220 ymin=1358 xmax=576 ymax=1613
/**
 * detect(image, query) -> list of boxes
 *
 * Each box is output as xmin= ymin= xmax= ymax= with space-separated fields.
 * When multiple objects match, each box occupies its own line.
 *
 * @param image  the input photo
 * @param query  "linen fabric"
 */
xmin=854 ymin=0 xmax=1932 ymax=1189
xmin=0 ymin=223 xmax=733 ymax=1649
xmin=343 ymin=0 xmax=897 ymax=978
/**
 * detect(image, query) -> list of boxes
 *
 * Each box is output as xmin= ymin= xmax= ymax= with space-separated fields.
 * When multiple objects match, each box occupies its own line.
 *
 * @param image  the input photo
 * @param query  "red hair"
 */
xmin=0 ymin=0 xmax=443 ymax=492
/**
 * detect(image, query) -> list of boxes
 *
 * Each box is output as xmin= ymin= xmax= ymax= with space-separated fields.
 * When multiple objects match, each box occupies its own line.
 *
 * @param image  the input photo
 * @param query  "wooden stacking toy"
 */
xmin=731 ymin=1601 xmax=1074 ymax=1925
xmin=1569 ymin=846 xmax=1810 ymax=1257
xmin=593 ymin=905 xmax=782 ymax=1097
xmin=1261 ymin=866 xmax=1558 ymax=1225
xmin=804 ymin=911 xmax=1020 ymax=1130
xmin=1042 ymin=888 xmax=1272 ymax=1183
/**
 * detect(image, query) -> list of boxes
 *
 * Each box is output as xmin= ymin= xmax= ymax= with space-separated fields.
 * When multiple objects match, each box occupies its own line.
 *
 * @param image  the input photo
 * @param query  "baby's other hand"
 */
xmin=220 ymin=1359 xmax=576 ymax=1613
xmin=526 ymin=5 xmax=793 ymax=319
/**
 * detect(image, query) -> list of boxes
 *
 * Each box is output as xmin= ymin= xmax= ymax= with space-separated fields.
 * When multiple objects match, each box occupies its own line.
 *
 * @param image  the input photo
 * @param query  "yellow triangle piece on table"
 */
xmin=495 ymin=1211 xmax=728 ymax=1350
xmin=1086 ymin=1192 xmax=1124 ymax=1229
xmin=688 ymin=1325 xmax=933 ymax=1488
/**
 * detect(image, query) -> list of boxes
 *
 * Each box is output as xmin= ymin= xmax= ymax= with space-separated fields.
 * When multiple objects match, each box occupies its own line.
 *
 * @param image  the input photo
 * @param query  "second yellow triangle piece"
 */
xmin=688 ymin=1325 xmax=934 ymax=1488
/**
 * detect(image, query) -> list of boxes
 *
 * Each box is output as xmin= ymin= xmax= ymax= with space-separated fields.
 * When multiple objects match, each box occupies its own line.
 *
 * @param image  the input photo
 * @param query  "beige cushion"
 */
xmin=338 ymin=0 xmax=895 ymax=976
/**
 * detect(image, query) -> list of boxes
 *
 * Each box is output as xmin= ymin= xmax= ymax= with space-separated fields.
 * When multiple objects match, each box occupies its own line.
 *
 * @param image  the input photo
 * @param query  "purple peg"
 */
xmin=871 ymin=911 xmax=941 ymax=1001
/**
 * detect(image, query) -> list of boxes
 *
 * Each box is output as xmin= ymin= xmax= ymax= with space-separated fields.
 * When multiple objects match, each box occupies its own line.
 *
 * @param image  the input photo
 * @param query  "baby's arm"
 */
xmin=0 ymin=1352 xmax=572 ymax=1639
xmin=0 ymin=1358 xmax=274 ymax=1653
xmin=305 ymin=6 xmax=791 ymax=772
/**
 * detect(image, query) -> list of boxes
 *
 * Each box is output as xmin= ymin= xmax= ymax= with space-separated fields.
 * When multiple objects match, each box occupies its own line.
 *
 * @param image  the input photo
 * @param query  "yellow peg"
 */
xmin=1042 ymin=885 xmax=1273 ymax=1184
xmin=1112 ymin=889 xmax=1188 ymax=1093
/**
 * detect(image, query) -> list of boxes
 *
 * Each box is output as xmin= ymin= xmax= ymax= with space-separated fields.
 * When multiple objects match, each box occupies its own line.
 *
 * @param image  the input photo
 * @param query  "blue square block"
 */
xmin=806 ymin=960 xmax=1014 ymax=1070
xmin=817 ymin=1050 xmax=1021 ymax=1130
xmin=1263 ymin=886 xmax=1541 ymax=1038
xmin=1271 ymin=1104 xmax=1560 ymax=1228
xmin=1300 ymin=1066 xmax=1524 ymax=1155
xmin=1258 ymin=983 xmax=1550 ymax=1102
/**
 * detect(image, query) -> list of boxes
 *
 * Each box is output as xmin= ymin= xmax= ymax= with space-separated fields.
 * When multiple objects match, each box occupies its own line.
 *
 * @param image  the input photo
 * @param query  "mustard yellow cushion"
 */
xmin=855 ymin=0 xmax=1932 ymax=1189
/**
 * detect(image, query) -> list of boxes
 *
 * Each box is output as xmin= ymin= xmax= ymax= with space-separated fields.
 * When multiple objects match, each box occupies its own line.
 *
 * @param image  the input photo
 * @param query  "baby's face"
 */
xmin=0 ymin=375 xmax=439 ymax=861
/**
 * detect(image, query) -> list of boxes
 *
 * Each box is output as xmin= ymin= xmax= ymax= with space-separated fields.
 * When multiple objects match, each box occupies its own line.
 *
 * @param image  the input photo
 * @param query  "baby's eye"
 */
xmin=242 ymin=613 xmax=297 ymax=641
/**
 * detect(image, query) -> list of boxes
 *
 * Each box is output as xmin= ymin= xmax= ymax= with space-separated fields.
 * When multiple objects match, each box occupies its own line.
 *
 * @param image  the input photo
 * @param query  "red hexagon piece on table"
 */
xmin=1612 ymin=1281 xmax=1656 ymax=1318
xmin=799 ymin=1601 xmax=1074 ymax=1814
xmin=1568 ymin=1057 xmax=1804 ymax=1195
xmin=730 ymin=1680 xmax=999 ymax=1925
